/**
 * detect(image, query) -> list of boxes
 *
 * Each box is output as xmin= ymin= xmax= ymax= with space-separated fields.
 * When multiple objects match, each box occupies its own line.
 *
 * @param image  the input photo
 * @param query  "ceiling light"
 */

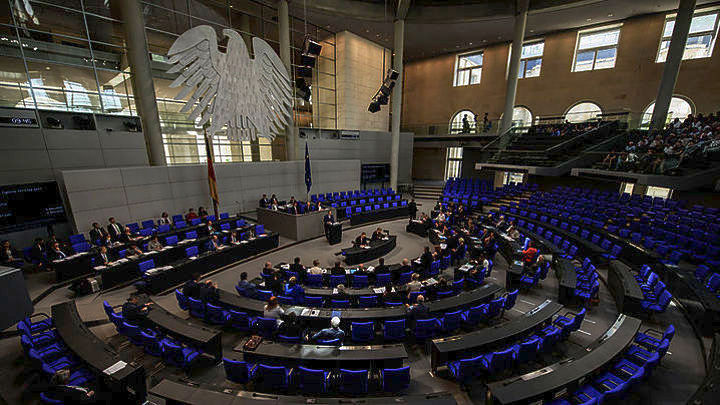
xmin=529 ymin=29 xmax=534 ymax=33
xmin=608 ymin=13 xmax=614 ymax=17
xmin=469 ymin=42 xmax=473 ymax=45
xmin=586 ymin=18 xmax=592 ymax=21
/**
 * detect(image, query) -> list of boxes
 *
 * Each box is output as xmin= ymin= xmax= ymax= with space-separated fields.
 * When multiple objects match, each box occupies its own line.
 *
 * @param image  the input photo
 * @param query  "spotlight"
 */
xmin=368 ymin=101 xmax=381 ymax=113
xmin=296 ymin=65 xmax=312 ymax=78
xmin=387 ymin=69 xmax=399 ymax=81
xmin=377 ymin=94 xmax=389 ymax=106
xmin=300 ymin=54 xmax=316 ymax=68
xmin=46 ymin=116 xmax=62 ymax=129
xmin=303 ymin=37 xmax=322 ymax=57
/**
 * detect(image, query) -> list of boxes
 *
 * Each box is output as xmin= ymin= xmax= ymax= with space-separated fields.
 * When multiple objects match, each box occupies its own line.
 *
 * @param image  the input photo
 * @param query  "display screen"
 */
xmin=0 ymin=182 xmax=67 ymax=234
xmin=361 ymin=164 xmax=390 ymax=184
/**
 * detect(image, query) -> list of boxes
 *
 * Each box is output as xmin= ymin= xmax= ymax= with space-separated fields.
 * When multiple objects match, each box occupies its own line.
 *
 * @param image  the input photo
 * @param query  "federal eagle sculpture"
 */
xmin=166 ymin=25 xmax=293 ymax=141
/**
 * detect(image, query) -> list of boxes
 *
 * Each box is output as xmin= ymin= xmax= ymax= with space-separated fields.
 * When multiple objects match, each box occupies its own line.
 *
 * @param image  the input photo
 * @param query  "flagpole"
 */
xmin=204 ymin=127 xmax=219 ymax=219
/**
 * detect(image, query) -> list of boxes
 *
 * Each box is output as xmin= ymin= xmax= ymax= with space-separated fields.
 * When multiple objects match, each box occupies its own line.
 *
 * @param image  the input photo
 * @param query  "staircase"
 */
xmin=414 ymin=184 xmax=444 ymax=200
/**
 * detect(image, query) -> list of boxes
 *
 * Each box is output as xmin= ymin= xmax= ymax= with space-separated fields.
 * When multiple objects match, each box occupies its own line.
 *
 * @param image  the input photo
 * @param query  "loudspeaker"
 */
xmin=296 ymin=66 xmax=313 ymax=78
xmin=368 ymin=101 xmax=381 ymax=113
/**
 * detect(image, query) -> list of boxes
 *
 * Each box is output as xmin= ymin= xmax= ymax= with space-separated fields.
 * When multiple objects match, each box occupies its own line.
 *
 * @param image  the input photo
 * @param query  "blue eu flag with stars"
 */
xmin=305 ymin=142 xmax=312 ymax=194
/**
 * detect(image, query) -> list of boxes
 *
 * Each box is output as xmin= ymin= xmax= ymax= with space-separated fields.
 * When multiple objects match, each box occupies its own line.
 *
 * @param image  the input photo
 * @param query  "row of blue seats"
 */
xmin=548 ymin=325 xmax=674 ymax=404
xmin=339 ymin=200 xmax=408 ymax=217
xmin=449 ymin=308 xmax=586 ymax=384
xmin=694 ymin=265 xmax=720 ymax=298
xmin=176 ymin=289 xmax=519 ymax=341
xmin=222 ymin=358 xmax=410 ymax=394
xmin=103 ymin=302 xmax=203 ymax=371
xmin=634 ymin=266 xmax=673 ymax=314
xmin=16 ymin=315 xmax=96 ymax=403
xmin=311 ymin=188 xmax=395 ymax=202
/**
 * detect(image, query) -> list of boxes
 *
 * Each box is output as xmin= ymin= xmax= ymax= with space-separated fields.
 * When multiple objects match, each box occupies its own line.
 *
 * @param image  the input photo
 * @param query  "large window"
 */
xmin=640 ymin=96 xmax=694 ymax=127
xmin=454 ymin=52 xmax=483 ymax=86
xmin=573 ymin=26 xmax=621 ymax=71
xmin=565 ymin=102 xmax=603 ymax=123
xmin=445 ymin=147 xmax=463 ymax=180
xmin=657 ymin=8 xmax=720 ymax=62
xmin=503 ymin=172 xmax=525 ymax=185
xmin=621 ymin=182 xmax=635 ymax=194
xmin=449 ymin=110 xmax=476 ymax=134
xmin=512 ymin=106 xmax=533 ymax=127
xmin=518 ymin=41 xmax=544 ymax=78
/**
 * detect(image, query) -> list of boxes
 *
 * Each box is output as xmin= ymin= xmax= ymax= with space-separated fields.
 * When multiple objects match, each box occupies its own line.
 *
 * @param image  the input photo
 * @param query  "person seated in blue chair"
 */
xmin=122 ymin=295 xmax=152 ymax=324
xmin=284 ymin=277 xmax=305 ymax=304
xmin=428 ymin=277 xmax=452 ymax=300
xmin=237 ymin=272 xmax=257 ymax=298
xmin=198 ymin=280 xmax=219 ymax=303
xmin=183 ymin=273 xmax=202 ymax=298
xmin=406 ymin=295 xmax=429 ymax=327
xmin=206 ymin=235 xmax=222 ymax=251
xmin=276 ymin=312 xmax=302 ymax=338
xmin=311 ymin=316 xmax=345 ymax=342
xmin=375 ymin=257 xmax=390 ymax=274
xmin=262 ymin=261 xmax=275 ymax=276
xmin=203 ymin=220 xmax=218 ymax=236
xmin=42 ymin=369 xmax=98 ymax=404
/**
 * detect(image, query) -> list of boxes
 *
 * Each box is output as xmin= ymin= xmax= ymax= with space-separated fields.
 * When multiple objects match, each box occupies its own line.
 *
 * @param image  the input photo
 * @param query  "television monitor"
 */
xmin=0 ymin=182 xmax=67 ymax=233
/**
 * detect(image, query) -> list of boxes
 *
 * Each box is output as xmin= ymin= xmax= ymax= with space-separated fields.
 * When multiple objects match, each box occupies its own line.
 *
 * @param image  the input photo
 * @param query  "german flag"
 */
xmin=205 ymin=136 xmax=219 ymax=205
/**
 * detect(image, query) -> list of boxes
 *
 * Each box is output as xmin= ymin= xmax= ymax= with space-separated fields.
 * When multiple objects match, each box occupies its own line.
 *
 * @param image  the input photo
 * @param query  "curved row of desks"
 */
xmin=341 ymin=236 xmax=397 ymax=265
xmin=430 ymin=300 xmax=563 ymax=370
xmin=51 ymin=301 xmax=146 ymax=403
xmin=487 ymin=314 xmax=642 ymax=404
xmin=150 ymin=379 xmax=456 ymax=405
xmin=216 ymin=282 xmax=502 ymax=327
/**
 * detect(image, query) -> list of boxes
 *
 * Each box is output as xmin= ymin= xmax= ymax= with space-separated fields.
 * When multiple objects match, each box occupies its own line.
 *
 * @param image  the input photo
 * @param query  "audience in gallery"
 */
xmin=528 ymin=121 xmax=599 ymax=137
xmin=600 ymin=112 xmax=720 ymax=174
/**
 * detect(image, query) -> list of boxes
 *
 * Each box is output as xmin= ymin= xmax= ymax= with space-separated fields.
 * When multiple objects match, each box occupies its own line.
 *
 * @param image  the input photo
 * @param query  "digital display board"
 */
xmin=0 ymin=182 xmax=67 ymax=234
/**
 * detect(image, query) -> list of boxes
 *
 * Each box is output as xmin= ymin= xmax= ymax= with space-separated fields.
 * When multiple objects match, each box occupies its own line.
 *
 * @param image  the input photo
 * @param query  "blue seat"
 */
xmin=503 ymin=289 xmax=519 ymax=314
xmin=594 ymin=371 xmax=630 ymax=399
xmin=295 ymin=366 xmax=330 ymax=393
xmin=329 ymin=275 xmax=346 ymax=288
xmin=256 ymin=290 xmax=273 ymax=302
xmin=380 ymin=366 xmax=410 ymax=392
xmin=140 ymin=329 xmax=162 ymax=356
xmin=448 ymin=355 xmax=482 ymax=385
xmin=330 ymin=299 xmax=350 ymax=308
xmin=304 ymin=296 xmax=324 ymax=307
xmin=69 ymin=234 xmax=85 ymax=244
xmin=175 ymin=220 xmax=187 ymax=229
xmin=252 ymin=364 xmax=290 ymax=391
xmin=188 ymin=297 xmax=205 ymax=319
xmin=572 ymin=385 xmax=605 ymax=405
xmin=158 ymin=224 xmax=171 ymax=233
xmin=358 ymin=295 xmax=378 ymax=307
xmin=351 ymin=321 xmax=375 ymax=342
xmin=462 ymin=305 xmax=484 ymax=326
xmin=277 ymin=296 xmax=294 ymax=305
xmin=205 ymin=303 xmax=228 ymax=325
xmin=305 ymin=274 xmax=323 ymax=287
xmin=141 ymin=220 xmax=155 ymax=229
xmin=227 ymin=310 xmax=251 ymax=331
xmin=440 ymin=310 xmax=462 ymax=333
xmin=252 ymin=317 xmax=277 ymax=338
xmin=223 ymin=358 xmax=249 ymax=383
xmin=138 ymin=259 xmax=155 ymax=274
xmin=414 ymin=318 xmax=440 ymax=340
xmin=512 ymin=335 xmax=541 ymax=364
xmin=338 ymin=369 xmax=368 ymax=394
xmin=185 ymin=230 xmax=198 ymax=239
xmin=398 ymin=271 xmax=412 ymax=284
xmin=220 ymin=212 xmax=229 ymax=219
xmin=352 ymin=275 xmax=369 ymax=289
xmin=255 ymin=225 xmax=265 ymax=235
xmin=185 ymin=246 xmax=199 ymax=258
xmin=383 ymin=319 xmax=406 ymax=341
xmin=634 ymin=324 xmax=675 ymax=351
xmin=479 ymin=347 xmax=514 ymax=373
xmin=190 ymin=218 xmax=202 ymax=226
xmin=174 ymin=289 xmax=189 ymax=310
xmin=120 ymin=322 xmax=142 ymax=346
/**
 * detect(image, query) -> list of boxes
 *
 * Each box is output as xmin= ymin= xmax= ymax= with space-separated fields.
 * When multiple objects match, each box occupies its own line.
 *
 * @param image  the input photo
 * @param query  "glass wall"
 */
xmin=1 ymin=0 xmax=336 ymax=164
xmin=1 ymin=0 xmax=135 ymax=114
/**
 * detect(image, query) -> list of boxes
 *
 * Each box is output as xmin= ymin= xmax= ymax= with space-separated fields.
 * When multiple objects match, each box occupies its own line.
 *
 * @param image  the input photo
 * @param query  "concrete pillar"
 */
xmin=278 ymin=0 xmax=296 ymax=161
xmin=390 ymin=19 xmax=404 ymax=191
xmin=118 ymin=0 xmax=166 ymax=165
xmin=650 ymin=0 xmax=696 ymax=130
xmin=500 ymin=0 xmax=529 ymax=135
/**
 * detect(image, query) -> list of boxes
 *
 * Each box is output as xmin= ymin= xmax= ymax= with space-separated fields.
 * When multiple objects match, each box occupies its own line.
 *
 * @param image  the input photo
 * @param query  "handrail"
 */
xmin=482 ymin=126 xmax=518 ymax=151
xmin=545 ymin=121 xmax=617 ymax=154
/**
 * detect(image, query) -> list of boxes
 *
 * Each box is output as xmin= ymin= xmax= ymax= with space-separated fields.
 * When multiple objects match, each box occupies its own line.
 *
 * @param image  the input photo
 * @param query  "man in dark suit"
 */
xmin=183 ymin=273 xmax=202 ymax=298
xmin=107 ymin=217 xmax=123 ymax=241
xmin=408 ymin=199 xmax=418 ymax=219
xmin=30 ymin=238 xmax=47 ymax=269
xmin=259 ymin=194 xmax=270 ymax=208
xmin=289 ymin=257 xmax=306 ymax=280
xmin=97 ymin=246 xmax=112 ymax=266
xmin=197 ymin=280 xmax=219 ymax=303
xmin=323 ymin=211 xmax=335 ymax=236
xmin=398 ymin=258 xmax=412 ymax=275
xmin=267 ymin=272 xmax=284 ymax=296
xmin=375 ymin=257 xmax=389 ymax=274
xmin=330 ymin=261 xmax=345 ymax=275
xmin=262 ymin=261 xmax=275 ymax=276
xmin=371 ymin=227 xmax=384 ymax=241
xmin=48 ymin=242 xmax=67 ymax=261
xmin=354 ymin=232 xmax=370 ymax=247
xmin=237 ymin=272 xmax=257 ymax=298
xmin=122 ymin=295 xmax=151 ymax=324
xmin=406 ymin=295 xmax=429 ymax=327
xmin=1 ymin=240 xmax=23 ymax=268
xmin=420 ymin=246 xmax=434 ymax=270
xmin=89 ymin=223 xmax=107 ymax=244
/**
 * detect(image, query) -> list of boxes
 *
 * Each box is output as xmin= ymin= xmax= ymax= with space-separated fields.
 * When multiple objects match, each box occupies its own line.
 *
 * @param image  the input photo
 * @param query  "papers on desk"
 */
xmin=423 ymin=278 xmax=438 ymax=286
xmin=103 ymin=360 xmax=127 ymax=375
xmin=458 ymin=264 xmax=474 ymax=272
xmin=145 ymin=250 xmax=158 ymax=255
xmin=513 ymin=260 xmax=524 ymax=267
xmin=373 ymin=287 xmax=386 ymax=294
xmin=382 ymin=237 xmax=389 ymax=240
xmin=281 ymin=264 xmax=290 ymax=270
xmin=366 ymin=266 xmax=375 ymax=273
xmin=440 ymin=243 xmax=447 ymax=250
xmin=362 ymin=246 xmax=371 ymax=249
xmin=332 ymin=288 xmax=338 ymax=294
xmin=259 ymin=282 xmax=265 ymax=287
xmin=241 ymin=240 xmax=249 ymax=244
xmin=301 ymin=308 xmax=320 ymax=317
xmin=94 ymin=265 xmax=107 ymax=271
xmin=188 ymin=256 xmax=198 ymax=260
xmin=161 ymin=246 xmax=172 ymax=251
xmin=413 ymin=258 xmax=421 ymax=264
xmin=115 ymin=258 xmax=129 ymax=264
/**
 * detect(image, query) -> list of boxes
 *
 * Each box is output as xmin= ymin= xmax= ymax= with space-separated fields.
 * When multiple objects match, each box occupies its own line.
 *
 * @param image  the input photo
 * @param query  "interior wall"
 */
xmin=61 ymin=159 xmax=361 ymax=234
xmin=303 ymin=130 xmax=413 ymax=184
xmin=335 ymin=31 xmax=392 ymax=131
xmin=412 ymin=146 xmax=446 ymax=181
xmin=402 ymin=11 xmax=720 ymax=128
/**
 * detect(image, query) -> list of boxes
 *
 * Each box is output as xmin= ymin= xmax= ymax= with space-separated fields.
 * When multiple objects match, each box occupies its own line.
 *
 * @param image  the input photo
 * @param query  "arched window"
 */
xmin=449 ymin=109 xmax=476 ymax=134
xmin=512 ymin=106 xmax=533 ymax=127
xmin=641 ymin=96 xmax=694 ymax=127
xmin=565 ymin=102 xmax=602 ymax=123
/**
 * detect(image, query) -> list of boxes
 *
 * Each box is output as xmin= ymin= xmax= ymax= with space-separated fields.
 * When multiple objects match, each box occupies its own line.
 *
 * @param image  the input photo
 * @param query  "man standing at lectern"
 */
xmin=323 ymin=210 xmax=335 ymax=238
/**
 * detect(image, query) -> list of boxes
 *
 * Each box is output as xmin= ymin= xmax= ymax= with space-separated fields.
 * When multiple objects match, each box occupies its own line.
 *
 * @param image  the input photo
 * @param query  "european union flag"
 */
xmin=304 ymin=142 xmax=312 ymax=194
